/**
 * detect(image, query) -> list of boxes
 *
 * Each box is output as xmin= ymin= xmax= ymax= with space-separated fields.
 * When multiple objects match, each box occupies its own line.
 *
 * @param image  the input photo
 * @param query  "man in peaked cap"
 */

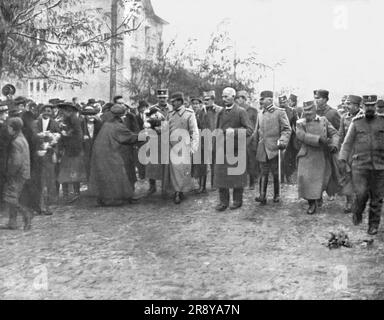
xmin=339 ymin=94 xmax=384 ymax=235
xmin=145 ymin=88 xmax=173 ymax=196
xmin=214 ymin=87 xmax=253 ymax=211
xmin=338 ymin=95 xmax=363 ymax=214
xmin=251 ymin=90 xmax=291 ymax=205
xmin=314 ymin=89 xmax=341 ymax=131
xmin=296 ymin=101 xmax=339 ymax=215
xmin=236 ymin=90 xmax=259 ymax=190
xmin=165 ymin=92 xmax=199 ymax=204
xmin=337 ymin=95 xmax=348 ymax=116
xmin=278 ymin=94 xmax=298 ymax=184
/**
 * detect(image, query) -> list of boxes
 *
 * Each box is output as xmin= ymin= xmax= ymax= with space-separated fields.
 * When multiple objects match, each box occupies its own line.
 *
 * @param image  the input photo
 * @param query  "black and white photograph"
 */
xmin=0 ymin=0 xmax=384 ymax=303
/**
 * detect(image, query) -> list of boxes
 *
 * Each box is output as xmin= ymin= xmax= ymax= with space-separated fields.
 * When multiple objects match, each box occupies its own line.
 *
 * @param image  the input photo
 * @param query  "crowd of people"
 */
xmin=0 ymin=87 xmax=384 ymax=236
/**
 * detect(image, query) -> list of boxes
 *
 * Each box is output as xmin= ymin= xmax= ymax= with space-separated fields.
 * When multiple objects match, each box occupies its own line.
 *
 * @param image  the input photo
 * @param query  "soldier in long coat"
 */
xmin=251 ymin=91 xmax=291 ymax=205
xmin=339 ymin=95 xmax=384 ymax=236
xmin=88 ymin=105 xmax=139 ymax=206
xmin=214 ymin=88 xmax=253 ymax=211
xmin=279 ymin=95 xmax=298 ymax=184
xmin=296 ymin=101 xmax=339 ymax=215
xmin=236 ymin=90 xmax=259 ymax=190
xmin=165 ymin=92 xmax=199 ymax=204
xmin=145 ymin=89 xmax=173 ymax=196
xmin=338 ymin=95 xmax=363 ymax=213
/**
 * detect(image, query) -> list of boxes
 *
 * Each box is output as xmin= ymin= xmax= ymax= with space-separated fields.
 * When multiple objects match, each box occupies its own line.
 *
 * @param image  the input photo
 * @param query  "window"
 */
xmin=30 ymin=81 xmax=34 ymax=92
xmin=43 ymin=82 xmax=47 ymax=92
xmin=36 ymin=81 xmax=40 ymax=92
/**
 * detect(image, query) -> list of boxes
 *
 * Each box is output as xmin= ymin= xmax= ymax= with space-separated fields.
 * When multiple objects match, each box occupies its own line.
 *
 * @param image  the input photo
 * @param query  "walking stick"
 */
xmin=277 ymin=141 xmax=282 ymax=197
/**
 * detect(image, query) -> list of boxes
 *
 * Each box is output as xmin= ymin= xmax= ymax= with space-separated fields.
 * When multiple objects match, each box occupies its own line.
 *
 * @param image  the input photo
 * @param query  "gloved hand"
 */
xmin=277 ymin=142 xmax=286 ymax=150
xmin=339 ymin=159 xmax=347 ymax=174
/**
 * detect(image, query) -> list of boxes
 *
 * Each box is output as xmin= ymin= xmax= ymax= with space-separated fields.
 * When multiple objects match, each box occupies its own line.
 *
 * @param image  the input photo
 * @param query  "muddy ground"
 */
xmin=0 ymin=179 xmax=383 ymax=300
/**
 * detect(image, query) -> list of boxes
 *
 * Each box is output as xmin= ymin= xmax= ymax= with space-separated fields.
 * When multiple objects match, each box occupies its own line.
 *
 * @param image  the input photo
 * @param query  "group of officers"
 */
xmin=0 ymin=86 xmax=383 ymax=236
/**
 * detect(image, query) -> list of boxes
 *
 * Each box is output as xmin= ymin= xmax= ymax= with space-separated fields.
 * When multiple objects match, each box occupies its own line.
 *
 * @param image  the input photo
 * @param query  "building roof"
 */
xmin=141 ymin=0 xmax=169 ymax=25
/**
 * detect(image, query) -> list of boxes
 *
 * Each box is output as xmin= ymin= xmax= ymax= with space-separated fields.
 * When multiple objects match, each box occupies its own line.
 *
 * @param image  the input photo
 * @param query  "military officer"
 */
xmin=145 ymin=89 xmax=173 ymax=196
xmin=252 ymin=91 xmax=291 ymax=205
xmin=278 ymin=95 xmax=298 ymax=184
xmin=339 ymin=95 xmax=384 ymax=235
xmin=314 ymin=89 xmax=341 ymax=130
xmin=296 ymin=101 xmax=339 ymax=215
xmin=236 ymin=90 xmax=259 ymax=190
xmin=166 ymin=92 xmax=199 ymax=204
xmin=338 ymin=95 xmax=363 ymax=213
xmin=337 ymin=95 xmax=348 ymax=115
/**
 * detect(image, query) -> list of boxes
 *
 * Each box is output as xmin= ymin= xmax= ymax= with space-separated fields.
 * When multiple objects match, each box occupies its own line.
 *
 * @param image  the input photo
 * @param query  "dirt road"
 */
xmin=1 ymin=181 xmax=383 ymax=299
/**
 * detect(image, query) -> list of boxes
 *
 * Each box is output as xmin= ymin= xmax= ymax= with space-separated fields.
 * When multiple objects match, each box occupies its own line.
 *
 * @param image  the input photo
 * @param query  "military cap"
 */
xmin=303 ymin=100 xmax=316 ymax=111
xmin=260 ymin=91 xmax=273 ymax=99
xmin=278 ymin=95 xmax=288 ymax=104
xmin=2 ymin=84 xmax=16 ymax=97
xmin=82 ymin=106 xmax=98 ymax=115
xmin=314 ymin=89 xmax=329 ymax=100
xmin=170 ymin=92 xmax=184 ymax=102
xmin=7 ymin=117 xmax=24 ymax=131
xmin=362 ymin=95 xmax=377 ymax=105
xmin=49 ymin=98 xmax=64 ymax=105
xmin=289 ymin=94 xmax=298 ymax=103
xmin=110 ymin=104 xmax=126 ymax=116
xmin=58 ymin=101 xmax=80 ymax=112
xmin=156 ymin=89 xmax=169 ymax=98
xmin=346 ymin=95 xmax=362 ymax=105
xmin=376 ymin=99 xmax=384 ymax=108
xmin=190 ymin=96 xmax=202 ymax=103
xmin=203 ymin=90 xmax=216 ymax=99
xmin=237 ymin=90 xmax=248 ymax=99
xmin=87 ymin=98 xmax=96 ymax=106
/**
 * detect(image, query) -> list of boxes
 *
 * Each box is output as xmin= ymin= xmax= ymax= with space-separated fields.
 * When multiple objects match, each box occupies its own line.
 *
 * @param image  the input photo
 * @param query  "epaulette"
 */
xmin=297 ymin=118 xmax=306 ymax=124
xmin=352 ymin=113 xmax=365 ymax=122
xmin=185 ymin=107 xmax=194 ymax=112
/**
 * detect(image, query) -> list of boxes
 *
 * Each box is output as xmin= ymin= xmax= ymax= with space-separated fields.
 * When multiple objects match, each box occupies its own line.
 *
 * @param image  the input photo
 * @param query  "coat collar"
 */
xmin=173 ymin=105 xmax=186 ymax=116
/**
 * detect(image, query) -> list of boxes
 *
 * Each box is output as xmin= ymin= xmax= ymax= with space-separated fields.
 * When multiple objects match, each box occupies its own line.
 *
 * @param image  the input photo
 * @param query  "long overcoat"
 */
xmin=214 ymin=104 xmax=253 ymax=188
xmin=296 ymin=115 xmax=339 ymax=200
xmin=241 ymin=103 xmax=259 ymax=177
xmin=164 ymin=106 xmax=199 ymax=192
xmin=88 ymin=119 xmax=138 ymax=201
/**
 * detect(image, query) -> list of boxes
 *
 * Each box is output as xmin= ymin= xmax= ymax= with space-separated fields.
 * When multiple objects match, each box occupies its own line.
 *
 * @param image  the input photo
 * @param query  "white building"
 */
xmin=0 ymin=0 xmax=167 ymax=104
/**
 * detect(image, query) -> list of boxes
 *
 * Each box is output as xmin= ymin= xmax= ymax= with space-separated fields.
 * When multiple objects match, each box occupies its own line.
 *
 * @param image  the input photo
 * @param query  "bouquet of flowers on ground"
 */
xmin=36 ymin=131 xmax=61 ymax=158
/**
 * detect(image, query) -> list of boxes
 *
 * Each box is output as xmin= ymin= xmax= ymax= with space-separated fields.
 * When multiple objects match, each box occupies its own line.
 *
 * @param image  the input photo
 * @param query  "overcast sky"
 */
xmin=151 ymin=0 xmax=384 ymax=105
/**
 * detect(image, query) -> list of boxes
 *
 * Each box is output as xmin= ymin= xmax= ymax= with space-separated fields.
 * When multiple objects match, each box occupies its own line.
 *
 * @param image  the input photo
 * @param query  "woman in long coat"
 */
xmin=296 ymin=101 xmax=339 ymax=215
xmin=88 ymin=105 xmax=139 ymax=206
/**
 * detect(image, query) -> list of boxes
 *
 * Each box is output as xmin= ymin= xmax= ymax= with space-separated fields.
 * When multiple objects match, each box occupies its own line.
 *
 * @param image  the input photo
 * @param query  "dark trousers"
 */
xmin=219 ymin=188 xmax=243 ymax=206
xmin=62 ymin=182 xmax=81 ymax=196
xmin=260 ymin=156 xmax=279 ymax=176
xmin=352 ymin=169 xmax=384 ymax=227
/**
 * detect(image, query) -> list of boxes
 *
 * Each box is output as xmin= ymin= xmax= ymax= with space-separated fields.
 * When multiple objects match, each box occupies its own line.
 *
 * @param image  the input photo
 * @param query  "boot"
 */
xmin=199 ymin=176 xmax=207 ymax=193
xmin=255 ymin=175 xmax=268 ymax=205
xmin=273 ymin=175 xmax=280 ymax=203
xmin=249 ymin=176 xmax=255 ymax=190
xmin=0 ymin=205 xmax=18 ymax=230
xmin=21 ymin=206 xmax=33 ymax=231
xmin=344 ymin=196 xmax=353 ymax=214
xmin=307 ymin=200 xmax=317 ymax=215
xmin=211 ymin=170 xmax=216 ymax=191
xmin=367 ymin=225 xmax=379 ymax=236
xmin=230 ymin=188 xmax=243 ymax=210
xmin=174 ymin=192 xmax=181 ymax=204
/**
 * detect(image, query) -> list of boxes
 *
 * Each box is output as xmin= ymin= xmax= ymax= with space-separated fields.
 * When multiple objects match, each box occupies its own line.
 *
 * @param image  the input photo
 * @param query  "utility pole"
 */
xmin=110 ymin=0 xmax=118 ymax=101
